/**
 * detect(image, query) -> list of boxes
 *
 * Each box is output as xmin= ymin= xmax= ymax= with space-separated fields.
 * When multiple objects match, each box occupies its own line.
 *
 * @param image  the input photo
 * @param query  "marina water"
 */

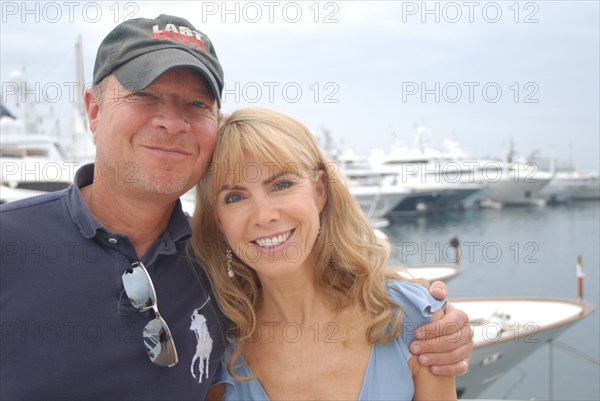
xmin=385 ymin=201 xmax=600 ymax=400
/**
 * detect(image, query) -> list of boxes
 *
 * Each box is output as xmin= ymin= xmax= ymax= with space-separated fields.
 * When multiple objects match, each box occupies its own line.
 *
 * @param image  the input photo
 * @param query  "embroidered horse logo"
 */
xmin=190 ymin=300 xmax=213 ymax=383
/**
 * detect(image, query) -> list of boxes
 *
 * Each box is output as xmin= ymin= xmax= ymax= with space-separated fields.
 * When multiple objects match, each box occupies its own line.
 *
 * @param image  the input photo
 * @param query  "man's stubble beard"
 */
xmin=137 ymin=168 xmax=188 ymax=195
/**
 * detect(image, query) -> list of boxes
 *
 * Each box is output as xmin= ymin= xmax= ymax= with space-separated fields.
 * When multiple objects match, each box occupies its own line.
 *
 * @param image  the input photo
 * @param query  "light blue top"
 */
xmin=213 ymin=280 xmax=446 ymax=400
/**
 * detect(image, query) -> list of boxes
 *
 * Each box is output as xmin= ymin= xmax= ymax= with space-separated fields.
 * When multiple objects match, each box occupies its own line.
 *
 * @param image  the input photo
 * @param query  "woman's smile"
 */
xmin=252 ymin=229 xmax=295 ymax=250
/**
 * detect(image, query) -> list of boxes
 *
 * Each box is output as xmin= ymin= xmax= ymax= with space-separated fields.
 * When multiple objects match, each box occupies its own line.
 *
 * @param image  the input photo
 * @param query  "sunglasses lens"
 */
xmin=123 ymin=262 xmax=179 ymax=367
xmin=143 ymin=317 xmax=179 ymax=367
xmin=122 ymin=263 xmax=156 ymax=310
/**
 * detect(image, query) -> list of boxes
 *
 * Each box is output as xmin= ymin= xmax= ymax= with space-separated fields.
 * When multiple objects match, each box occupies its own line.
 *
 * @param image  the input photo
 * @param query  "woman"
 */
xmin=191 ymin=108 xmax=457 ymax=400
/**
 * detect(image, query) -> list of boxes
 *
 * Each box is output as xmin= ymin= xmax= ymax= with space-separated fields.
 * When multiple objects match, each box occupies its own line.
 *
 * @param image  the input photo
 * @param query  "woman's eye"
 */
xmin=225 ymin=193 xmax=242 ymax=204
xmin=274 ymin=180 xmax=293 ymax=191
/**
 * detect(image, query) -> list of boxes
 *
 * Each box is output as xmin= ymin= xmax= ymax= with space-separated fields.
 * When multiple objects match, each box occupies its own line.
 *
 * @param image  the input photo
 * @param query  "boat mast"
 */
xmin=75 ymin=35 xmax=87 ymax=132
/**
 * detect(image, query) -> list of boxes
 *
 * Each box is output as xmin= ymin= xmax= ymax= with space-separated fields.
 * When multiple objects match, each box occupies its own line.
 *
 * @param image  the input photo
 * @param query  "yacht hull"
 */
xmin=453 ymin=298 xmax=596 ymax=398
xmin=387 ymin=187 xmax=482 ymax=216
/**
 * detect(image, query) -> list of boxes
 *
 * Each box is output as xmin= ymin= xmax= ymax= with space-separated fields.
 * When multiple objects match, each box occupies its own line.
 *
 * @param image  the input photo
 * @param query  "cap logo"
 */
xmin=151 ymin=24 xmax=206 ymax=51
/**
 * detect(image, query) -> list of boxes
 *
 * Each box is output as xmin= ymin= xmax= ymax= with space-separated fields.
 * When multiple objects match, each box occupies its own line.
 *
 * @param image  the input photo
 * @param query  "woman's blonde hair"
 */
xmin=190 ymin=107 xmax=410 ymax=376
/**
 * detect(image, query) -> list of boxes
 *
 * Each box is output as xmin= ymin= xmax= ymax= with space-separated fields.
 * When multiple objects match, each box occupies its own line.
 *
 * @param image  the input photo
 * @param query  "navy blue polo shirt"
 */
xmin=0 ymin=164 xmax=226 ymax=400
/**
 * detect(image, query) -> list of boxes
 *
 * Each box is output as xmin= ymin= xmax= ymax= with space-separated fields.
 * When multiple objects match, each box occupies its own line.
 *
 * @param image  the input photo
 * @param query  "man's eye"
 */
xmin=126 ymin=92 xmax=156 ymax=103
xmin=191 ymin=101 xmax=207 ymax=108
xmin=225 ymin=193 xmax=242 ymax=204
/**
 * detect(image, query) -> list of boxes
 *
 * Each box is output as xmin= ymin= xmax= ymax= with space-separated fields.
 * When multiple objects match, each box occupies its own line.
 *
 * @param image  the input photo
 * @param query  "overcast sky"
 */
xmin=1 ymin=1 xmax=598 ymax=171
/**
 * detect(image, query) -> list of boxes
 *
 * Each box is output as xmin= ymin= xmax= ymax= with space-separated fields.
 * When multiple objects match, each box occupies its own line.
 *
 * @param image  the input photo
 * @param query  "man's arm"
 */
xmin=206 ymin=384 xmax=225 ymax=401
xmin=412 ymin=281 xmax=473 ymax=376
xmin=411 ymin=308 xmax=458 ymax=400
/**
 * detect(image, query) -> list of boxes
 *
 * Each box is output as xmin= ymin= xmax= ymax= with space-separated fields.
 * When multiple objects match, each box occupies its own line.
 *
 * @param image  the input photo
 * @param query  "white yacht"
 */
xmin=524 ymin=153 xmax=590 ymax=204
xmin=531 ymin=155 xmax=600 ymax=202
xmin=435 ymin=142 xmax=554 ymax=207
xmin=369 ymin=128 xmax=489 ymax=215
xmin=572 ymin=172 xmax=600 ymax=200
xmin=333 ymin=149 xmax=412 ymax=219
xmin=1 ymin=44 xmax=95 ymax=205
xmin=0 ymin=98 xmax=76 ymax=203
xmin=482 ymin=161 xmax=553 ymax=206
xmin=394 ymin=257 xmax=596 ymax=398
xmin=540 ymin=171 xmax=591 ymax=203
xmin=454 ymin=298 xmax=596 ymax=398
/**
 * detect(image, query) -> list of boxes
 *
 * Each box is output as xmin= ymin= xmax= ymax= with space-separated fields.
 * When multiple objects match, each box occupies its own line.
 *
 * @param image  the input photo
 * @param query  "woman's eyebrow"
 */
xmin=218 ymin=183 xmax=245 ymax=192
xmin=218 ymin=170 xmax=292 ymax=193
xmin=262 ymin=171 xmax=286 ymax=185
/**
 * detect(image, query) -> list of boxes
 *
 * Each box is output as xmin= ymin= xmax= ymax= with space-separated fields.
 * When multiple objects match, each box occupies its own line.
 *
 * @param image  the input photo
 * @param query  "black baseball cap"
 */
xmin=93 ymin=14 xmax=224 ymax=107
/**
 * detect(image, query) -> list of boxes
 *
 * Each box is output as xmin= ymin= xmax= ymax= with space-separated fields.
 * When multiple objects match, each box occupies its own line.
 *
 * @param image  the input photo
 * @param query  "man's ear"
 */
xmin=84 ymin=87 xmax=101 ymax=139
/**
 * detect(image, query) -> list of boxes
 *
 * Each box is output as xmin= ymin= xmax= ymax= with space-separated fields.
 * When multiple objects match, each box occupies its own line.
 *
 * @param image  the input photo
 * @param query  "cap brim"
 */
xmin=113 ymin=48 xmax=222 ymax=108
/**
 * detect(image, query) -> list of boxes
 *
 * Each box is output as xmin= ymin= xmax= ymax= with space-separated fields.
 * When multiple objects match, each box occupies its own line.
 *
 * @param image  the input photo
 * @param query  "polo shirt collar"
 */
xmin=67 ymin=163 xmax=192 ymax=243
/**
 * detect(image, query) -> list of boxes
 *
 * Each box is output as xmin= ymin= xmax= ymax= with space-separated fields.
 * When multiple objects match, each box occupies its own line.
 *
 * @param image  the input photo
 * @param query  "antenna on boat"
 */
xmin=577 ymin=255 xmax=585 ymax=304
xmin=568 ymin=143 xmax=574 ymax=170
xmin=506 ymin=137 xmax=514 ymax=163
xmin=75 ymin=35 xmax=87 ymax=132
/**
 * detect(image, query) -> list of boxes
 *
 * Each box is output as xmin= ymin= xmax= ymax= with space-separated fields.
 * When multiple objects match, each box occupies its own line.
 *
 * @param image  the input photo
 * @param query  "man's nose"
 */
xmin=152 ymin=101 xmax=190 ymax=134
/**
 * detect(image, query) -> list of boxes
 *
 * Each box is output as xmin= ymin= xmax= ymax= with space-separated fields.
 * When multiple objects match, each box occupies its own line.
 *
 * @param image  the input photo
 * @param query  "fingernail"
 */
xmin=412 ymin=345 xmax=421 ymax=354
xmin=431 ymin=366 xmax=440 ymax=374
xmin=419 ymin=355 xmax=430 ymax=364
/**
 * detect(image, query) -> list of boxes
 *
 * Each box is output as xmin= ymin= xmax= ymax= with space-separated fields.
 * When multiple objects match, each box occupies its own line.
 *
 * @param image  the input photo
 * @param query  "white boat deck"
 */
xmin=454 ymin=298 xmax=593 ymax=346
xmin=400 ymin=265 xmax=462 ymax=283
xmin=453 ymin=298 xmax=596 ymax=398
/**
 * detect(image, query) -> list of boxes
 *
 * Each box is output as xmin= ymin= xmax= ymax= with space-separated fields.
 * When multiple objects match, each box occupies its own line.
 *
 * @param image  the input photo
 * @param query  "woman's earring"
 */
xmin=226 ymin=249 xmax=234 ymax=278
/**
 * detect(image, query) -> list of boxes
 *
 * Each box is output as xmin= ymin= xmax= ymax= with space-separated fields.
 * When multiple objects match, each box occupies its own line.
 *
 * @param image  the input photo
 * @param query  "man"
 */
xmin=0 ymin=14 xmax=471 ymax=400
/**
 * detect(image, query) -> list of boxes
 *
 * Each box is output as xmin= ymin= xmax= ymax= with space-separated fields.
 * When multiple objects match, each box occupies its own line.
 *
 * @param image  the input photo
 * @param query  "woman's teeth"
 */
xmin=255 ymin=231 xmax=291 ymax=248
